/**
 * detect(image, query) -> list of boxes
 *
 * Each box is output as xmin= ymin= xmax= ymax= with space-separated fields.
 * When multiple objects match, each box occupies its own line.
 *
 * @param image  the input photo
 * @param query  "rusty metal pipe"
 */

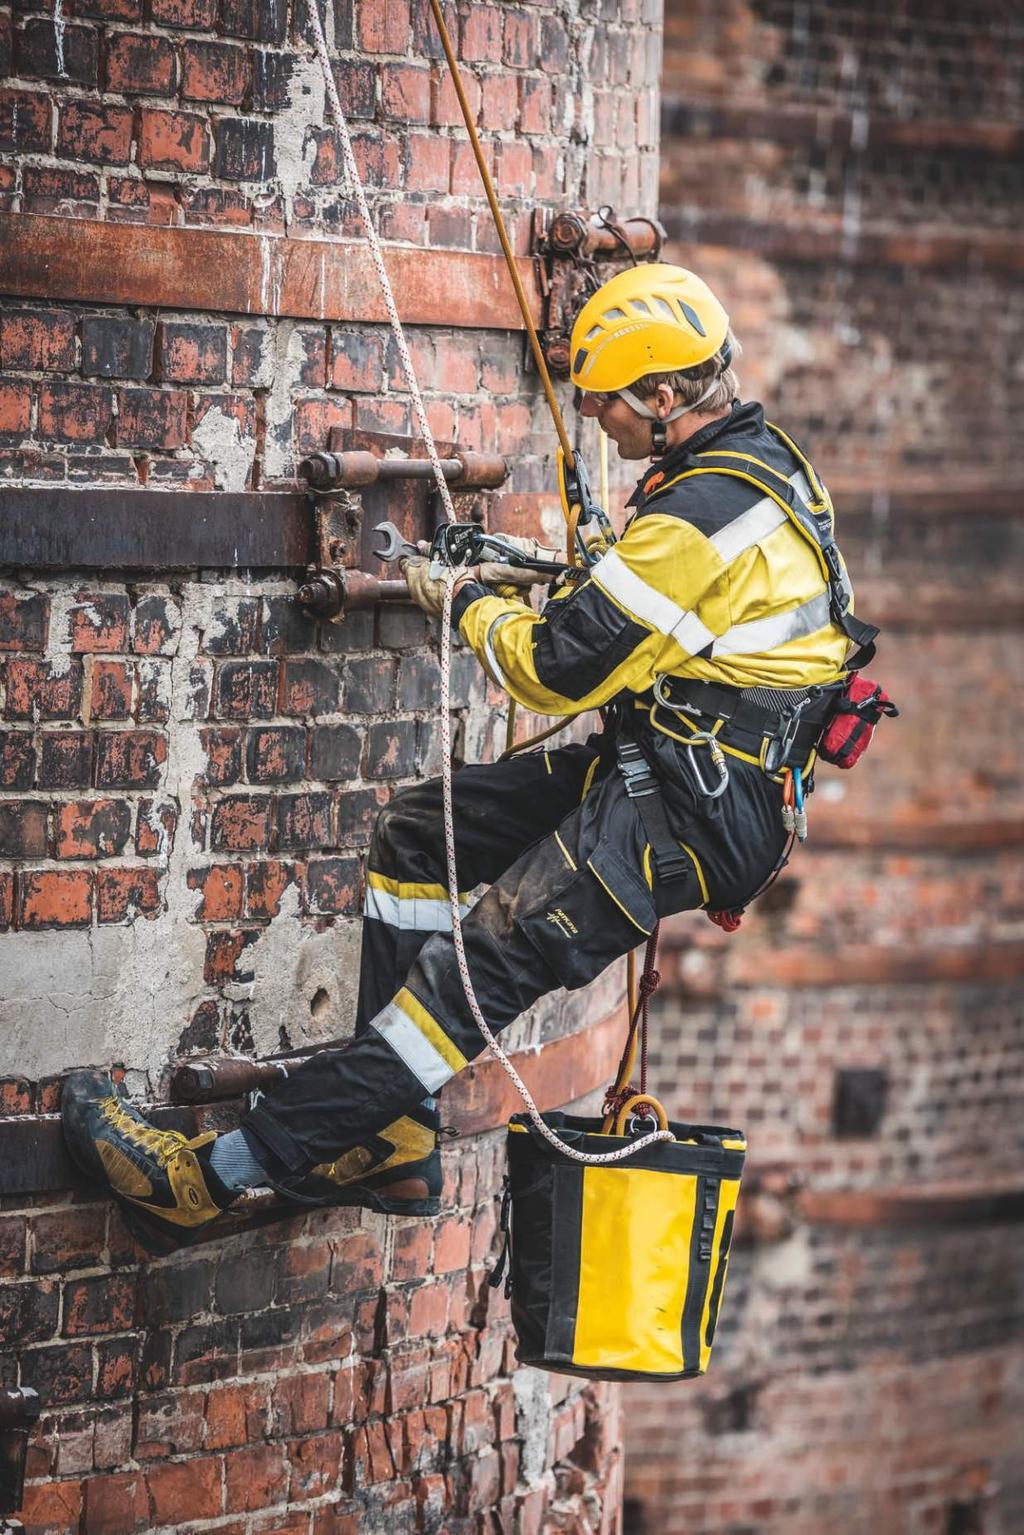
xmin=300 ymin=450 xmax=507 ymax=491
xmin=170 ymin=1055 xmax=320 ymax=1104
xmin=297 ymin=568 xmax=408 ymax=619
xmin=547 ymin=212 xmax=665 ymax=258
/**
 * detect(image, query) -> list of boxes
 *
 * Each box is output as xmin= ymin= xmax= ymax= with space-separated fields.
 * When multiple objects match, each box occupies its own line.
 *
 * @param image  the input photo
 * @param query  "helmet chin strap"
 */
xmin=617 ymin=375 xmax=722 ymax=459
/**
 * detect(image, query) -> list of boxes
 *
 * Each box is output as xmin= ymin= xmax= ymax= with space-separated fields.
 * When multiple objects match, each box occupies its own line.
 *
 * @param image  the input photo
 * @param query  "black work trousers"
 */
xmin=242 ymin=738 xmax=782 ymax=1176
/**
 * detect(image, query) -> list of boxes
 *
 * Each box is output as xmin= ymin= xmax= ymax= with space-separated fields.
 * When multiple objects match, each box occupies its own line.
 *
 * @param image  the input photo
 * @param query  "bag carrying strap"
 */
xmin=692 ymin=428 xmax=879 ymax=668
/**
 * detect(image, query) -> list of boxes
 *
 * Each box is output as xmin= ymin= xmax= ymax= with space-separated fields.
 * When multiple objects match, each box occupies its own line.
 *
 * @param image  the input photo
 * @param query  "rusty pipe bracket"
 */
xmin=297 ymin=566 xmax=409 ymax=621
xmin=531 ymin=206 xmax=667 ymax=378
xmin=0 ymin=1388 xmax=41 ymax=1519
xmin=299 ymin=449 xmax=507 ymax=492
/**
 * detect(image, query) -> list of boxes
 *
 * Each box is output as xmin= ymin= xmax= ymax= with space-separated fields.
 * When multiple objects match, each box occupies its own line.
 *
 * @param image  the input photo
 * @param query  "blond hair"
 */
xmin=633 ymin=326 xmax=742 ymax=415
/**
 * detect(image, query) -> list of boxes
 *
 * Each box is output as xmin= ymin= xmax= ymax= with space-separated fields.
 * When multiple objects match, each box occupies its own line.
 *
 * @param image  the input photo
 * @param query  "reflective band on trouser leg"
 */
xmin=363 ymin=872 xmax=474 ymax=933
xmin=369 ymin=986 xmax=468 ymax=1095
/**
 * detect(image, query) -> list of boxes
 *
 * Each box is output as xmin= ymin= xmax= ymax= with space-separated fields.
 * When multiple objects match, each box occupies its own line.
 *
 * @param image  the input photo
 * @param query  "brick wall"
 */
xmin=624 ymin=3 xmax=1024 ymax=1533
xmin=0 ymin=0 xmax=662 ymax=1528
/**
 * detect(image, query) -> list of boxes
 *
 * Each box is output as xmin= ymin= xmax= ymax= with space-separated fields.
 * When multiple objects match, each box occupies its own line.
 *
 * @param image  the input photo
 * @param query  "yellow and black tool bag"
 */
xmin=492 ymin=1110 xmax=746 ymax=1382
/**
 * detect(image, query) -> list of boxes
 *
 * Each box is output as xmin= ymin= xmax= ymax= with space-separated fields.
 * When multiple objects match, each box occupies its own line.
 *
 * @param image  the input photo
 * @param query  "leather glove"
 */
xmin=400 ymin=556 xmax=449 ymax=618
xmin=493 ymin=535 xmax=562 ymax=565
xmin=477 ymin=562 xmax=553 ymax=590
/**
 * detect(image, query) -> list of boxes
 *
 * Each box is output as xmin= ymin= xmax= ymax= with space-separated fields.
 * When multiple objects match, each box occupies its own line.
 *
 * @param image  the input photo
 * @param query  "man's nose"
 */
xmin=578 ymin=393 xmax=601 ymax=418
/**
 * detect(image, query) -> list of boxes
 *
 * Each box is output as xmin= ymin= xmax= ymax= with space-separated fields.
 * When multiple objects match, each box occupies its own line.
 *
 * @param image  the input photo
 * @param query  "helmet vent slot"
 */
xmin=652 ymin=297 xmax=675 ymax=318
xmin=603 ymin=307 xmax=627 ymax=320
xmin=680 ymin=301 xmax=707 ymax=336
xmin=630 ymin=299 xmax=651 ymax=315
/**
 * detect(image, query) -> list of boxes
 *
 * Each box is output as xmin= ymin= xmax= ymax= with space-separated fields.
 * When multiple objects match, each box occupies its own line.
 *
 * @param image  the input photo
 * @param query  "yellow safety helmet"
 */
xmin=570 ymin=263 xmax=730 ymax=394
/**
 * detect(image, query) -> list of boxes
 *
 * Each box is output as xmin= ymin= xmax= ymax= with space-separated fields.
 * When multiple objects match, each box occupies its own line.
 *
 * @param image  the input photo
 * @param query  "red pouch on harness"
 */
xmin=818 ymin=676 xmax=898 ymax=769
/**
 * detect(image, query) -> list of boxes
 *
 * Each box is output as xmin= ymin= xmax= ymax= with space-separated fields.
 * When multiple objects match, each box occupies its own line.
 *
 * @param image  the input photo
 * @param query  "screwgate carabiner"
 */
xmin=685 ymin=730 xmax=730 ymax=800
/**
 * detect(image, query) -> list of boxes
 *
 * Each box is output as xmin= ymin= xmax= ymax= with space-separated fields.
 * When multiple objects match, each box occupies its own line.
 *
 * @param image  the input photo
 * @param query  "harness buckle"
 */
xmin=616 ymin=740 xmax=658 ymax=799
xmin=684 ymin=731 xmax=729 ymax=800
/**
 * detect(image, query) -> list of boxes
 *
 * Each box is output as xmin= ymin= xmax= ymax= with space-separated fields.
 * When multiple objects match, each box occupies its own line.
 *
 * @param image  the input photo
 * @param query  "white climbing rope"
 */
xmin=305 ymin=1 xmax=674 ymax=1165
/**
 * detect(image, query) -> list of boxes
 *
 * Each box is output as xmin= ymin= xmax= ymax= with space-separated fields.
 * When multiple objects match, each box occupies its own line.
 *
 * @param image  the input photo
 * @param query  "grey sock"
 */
xmin=208 ymin=1128 xmax=270 ymax=1194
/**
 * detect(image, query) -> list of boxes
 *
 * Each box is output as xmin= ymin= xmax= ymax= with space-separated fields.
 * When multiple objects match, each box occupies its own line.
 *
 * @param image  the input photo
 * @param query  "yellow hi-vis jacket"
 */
xmin=450 ymin=402 xmax=854 ymax=715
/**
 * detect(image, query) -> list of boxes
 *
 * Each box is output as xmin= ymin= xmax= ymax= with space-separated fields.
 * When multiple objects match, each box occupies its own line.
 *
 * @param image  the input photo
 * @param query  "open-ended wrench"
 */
xmin=373 ymin=521 xmax=421 ymax=563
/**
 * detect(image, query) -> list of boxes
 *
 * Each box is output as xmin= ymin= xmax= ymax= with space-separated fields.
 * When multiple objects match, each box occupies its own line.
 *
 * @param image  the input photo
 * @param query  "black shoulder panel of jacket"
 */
xmin=532 ymin=580 xmax=650 ymax=702
xmin=629 ymin=400 xmax=807 ymax=536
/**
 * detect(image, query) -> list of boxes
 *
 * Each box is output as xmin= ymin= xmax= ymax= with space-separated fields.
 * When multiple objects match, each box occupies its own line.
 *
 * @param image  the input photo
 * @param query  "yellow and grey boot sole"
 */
xmin=270 ymin=1101 xmax=442 ymax=1217
xmin=60 ymin=1069 xmax=234 ymax=1255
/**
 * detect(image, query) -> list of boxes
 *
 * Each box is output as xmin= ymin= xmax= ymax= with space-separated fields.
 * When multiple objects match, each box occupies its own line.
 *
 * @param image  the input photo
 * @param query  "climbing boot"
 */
xmin=271 ymin=1101 xmax=442 ymax=1217
xmin=61 ymin=1070 xmax=236 ymax=1255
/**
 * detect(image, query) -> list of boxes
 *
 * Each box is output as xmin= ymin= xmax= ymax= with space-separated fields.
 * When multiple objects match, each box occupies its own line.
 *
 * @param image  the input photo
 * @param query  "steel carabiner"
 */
xmin=685 ymin=730 xmax=730 ymax=800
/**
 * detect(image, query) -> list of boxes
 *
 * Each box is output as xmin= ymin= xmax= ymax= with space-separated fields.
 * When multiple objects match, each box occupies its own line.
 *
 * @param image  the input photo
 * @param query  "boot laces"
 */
xmin=100 ymin=1096 xmax=191 ymax=1169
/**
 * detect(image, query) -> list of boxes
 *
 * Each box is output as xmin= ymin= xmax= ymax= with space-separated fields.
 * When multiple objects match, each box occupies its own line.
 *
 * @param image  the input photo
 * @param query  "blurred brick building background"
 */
xmin=623 ymin=3 xmax=1024 ymax=1533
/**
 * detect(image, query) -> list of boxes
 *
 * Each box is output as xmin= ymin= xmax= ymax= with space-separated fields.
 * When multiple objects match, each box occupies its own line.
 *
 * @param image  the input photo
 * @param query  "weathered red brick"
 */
xmin=215 ymin=117 xmax=276 ymax=180
xmin=187 ymin=863 xmax=244 ymax=921
xmin=149 ymin=0 xmax=217 ymax=25
xmin=136 ymin=108 xmax=210 ymax=173
xmin=0 ymin=309 xmax=76 ymax=372
xmin=304 ymin=857 xmax=360 ymax=916
xmin=210 ymin=795 xmax=272 ymax=852
xmin=223 ymin=1442 xmax=288 ymax=1513
xmin=181 ymin=39 xmax=250 ymax=104
xmin=220 ymin=0 xmax=288 ymax=43
xmin=246 ymin=724 xmax=307 ymax=782
xmin=131 ymin=592 xmax=180 ymax=654
xmin=115 ymin=388 xmax=188 ymax=449
xmin=55 ymin=798 xmax=132 ymax=859
xmin=155 ymin=321 xmax=228 ymax=385
xmin=95 ymin=730 xmax=167 ymax=788
xmin=38 ymin=382 xmax=113 ymax=444
xmin=87 ymin=658 xmax=133 ymax=719
xmin=57 ymin=100 xmax=134 ymax=163
xmin=105 ymin=31 xmax=177 ymax=95
xmin=18 ymin=869 xmax=93 ymax=928
xmin=4 ymin=658 xmax=82 ymax=721
xmin=22 ymin=165 xmax=101 ymax=212
xmin=243 ymin=859 xmax=296 ymax=919
xmin=81 ymin=316 xmax=155 ymax=381
xmin=96 ymin=865 xmax=163 ymax=922
xmin=135 ymin=798 xmax=177 ymax=856
xmin=0 ymin=89 xmax=52 ymax=153
xmin=294 ymin=395 xmax=353 ymax=455
xmin=16 ymin=17 xmax=99 ymax=86
xmin=16 ymin=1477 xmax=84 ymax=1532
xmin=0 ymin=800 xmax=47 ymax=858
xmin=356 ymin=0 xmax=411 ymax=53
xmin=70 ymin=592 xmax=130 ymax=654
xmin=0 ymin=379 xmax=31 ymax=437
xmin=0 ymin=730 xmax=36 ymax=789
xmin=276 ymin=792 xmax=333 ymax=851
xmin=82 ymin=1470 xmax=150 ymax=1535
xmin=64 ymin=1273 xmax=136 ymax=1336
xmin=0 ymin=591 xmax=48 ymax=652
xmin=146 ymin=1456 xmax=224 ymax=1524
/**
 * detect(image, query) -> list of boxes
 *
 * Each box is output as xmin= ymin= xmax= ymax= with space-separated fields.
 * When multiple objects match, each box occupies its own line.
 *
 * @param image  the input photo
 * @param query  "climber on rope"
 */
xmin=62 ymin=262 xmax=894 ymax=1253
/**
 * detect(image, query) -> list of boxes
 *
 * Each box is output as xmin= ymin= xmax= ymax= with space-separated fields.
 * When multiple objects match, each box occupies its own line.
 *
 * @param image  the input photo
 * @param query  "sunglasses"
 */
xmin=573 ymin=388 xmax=618 ymax=409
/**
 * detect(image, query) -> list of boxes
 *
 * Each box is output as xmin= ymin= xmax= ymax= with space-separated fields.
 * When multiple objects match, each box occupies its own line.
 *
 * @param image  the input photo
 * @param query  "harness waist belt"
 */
xmin=650 ymin=675 xmax=842 ymax=769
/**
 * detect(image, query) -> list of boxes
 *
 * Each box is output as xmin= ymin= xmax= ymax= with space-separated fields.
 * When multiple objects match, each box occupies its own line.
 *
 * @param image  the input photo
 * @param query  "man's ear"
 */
xmin=655 ymin=381 xmax=676 ymax=419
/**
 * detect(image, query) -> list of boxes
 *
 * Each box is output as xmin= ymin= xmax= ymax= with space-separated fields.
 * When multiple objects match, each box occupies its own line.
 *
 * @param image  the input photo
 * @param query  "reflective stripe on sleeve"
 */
xmin=712 ymin=592 xmax=832 ymax=657
xmin=591 ymin=549 xmax=717 ymax=658
xmin=369 ymin=986 xmax=468 ymax=1092
xmin=591 ymin=548 xmax=831 ymax=661
xmin=483 ymin=611 xmax=515 ymax=688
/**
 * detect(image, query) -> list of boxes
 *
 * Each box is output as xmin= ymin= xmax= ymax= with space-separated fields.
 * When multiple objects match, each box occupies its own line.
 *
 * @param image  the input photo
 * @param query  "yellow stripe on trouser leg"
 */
xmin=572 ymin=1166 xmax=695 ymax=1374
xmin=369 ymin=987 xmax=468 ymax=1094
